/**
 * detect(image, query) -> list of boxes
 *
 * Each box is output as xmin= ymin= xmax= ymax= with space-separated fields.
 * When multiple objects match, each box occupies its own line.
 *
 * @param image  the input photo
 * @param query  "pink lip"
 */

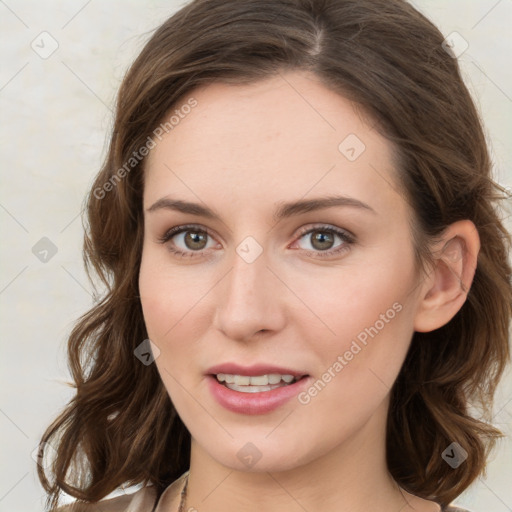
xmin=206 ymin=374 xmax=312 ymax=415
xmin=206 ymin=363 xmax=308 ymax=377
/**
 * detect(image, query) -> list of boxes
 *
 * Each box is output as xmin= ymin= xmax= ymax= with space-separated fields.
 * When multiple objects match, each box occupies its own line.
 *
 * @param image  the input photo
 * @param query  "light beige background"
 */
xmin=0 ymin=1 xmax=511 ymax=511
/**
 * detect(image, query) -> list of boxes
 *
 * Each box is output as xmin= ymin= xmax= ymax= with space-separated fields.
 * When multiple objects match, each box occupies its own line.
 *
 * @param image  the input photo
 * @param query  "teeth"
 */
xmin=224 ymin=382 xmax=286 ymax=393
xmin=216 ymin=373 xmax=299 ymax=386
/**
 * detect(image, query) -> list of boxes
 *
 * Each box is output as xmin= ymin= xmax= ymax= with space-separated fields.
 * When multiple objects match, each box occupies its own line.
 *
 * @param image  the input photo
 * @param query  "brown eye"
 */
xmin=293 ymin=224 xmax=355 ymax=259
xmin=182 ymin=230 xmax=208 ymax=250
xmin=158 ymin=224 xmax=217 ymax=258
xmin=309 ymin=230 xmax=335 ymax=251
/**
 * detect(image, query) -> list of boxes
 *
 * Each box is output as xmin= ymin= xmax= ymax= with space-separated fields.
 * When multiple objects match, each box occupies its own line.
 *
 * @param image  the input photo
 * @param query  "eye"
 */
xmin=290 ymin=224 xmax=355 ymax=258
xmin=157 ymin=223 xmax=355 ymax=260
xmin=157 ymin=224 xmax=218 ymax=258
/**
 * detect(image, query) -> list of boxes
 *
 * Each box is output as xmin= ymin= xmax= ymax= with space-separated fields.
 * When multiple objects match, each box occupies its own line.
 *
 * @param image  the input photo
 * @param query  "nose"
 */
xmin=212 ymin=246 xmax=286 ymax=342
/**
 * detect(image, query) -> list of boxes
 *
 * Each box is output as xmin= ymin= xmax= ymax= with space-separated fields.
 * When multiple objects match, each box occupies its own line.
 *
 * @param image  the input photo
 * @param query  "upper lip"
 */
xmin=206 ymin=363 xmax=309 ymax=378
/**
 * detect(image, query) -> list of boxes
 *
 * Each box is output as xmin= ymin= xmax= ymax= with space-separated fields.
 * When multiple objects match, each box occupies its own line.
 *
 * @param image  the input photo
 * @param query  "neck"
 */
xmin=183 ymin=399 xmax=439 ymax=512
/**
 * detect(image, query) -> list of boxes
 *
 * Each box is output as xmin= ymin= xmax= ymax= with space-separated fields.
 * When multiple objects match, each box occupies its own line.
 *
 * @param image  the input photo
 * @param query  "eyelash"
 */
xmin=157 ymin=223 xmax=355 ymax=259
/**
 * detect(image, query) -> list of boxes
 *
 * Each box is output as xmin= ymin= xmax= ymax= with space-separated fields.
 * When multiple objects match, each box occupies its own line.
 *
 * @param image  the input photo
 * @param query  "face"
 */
xmin=139 ymin=70 xmax=424 ymax=473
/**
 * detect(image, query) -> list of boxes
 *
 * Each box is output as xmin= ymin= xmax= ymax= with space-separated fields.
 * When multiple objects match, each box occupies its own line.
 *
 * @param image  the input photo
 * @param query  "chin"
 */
xmin=195 ymin=434 xmax=320 ymax=474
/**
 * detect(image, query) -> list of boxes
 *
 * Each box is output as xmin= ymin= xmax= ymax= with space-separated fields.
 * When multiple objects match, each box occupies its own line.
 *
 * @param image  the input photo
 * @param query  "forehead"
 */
xmin=143 ymin=70 xmax=404 ymax=217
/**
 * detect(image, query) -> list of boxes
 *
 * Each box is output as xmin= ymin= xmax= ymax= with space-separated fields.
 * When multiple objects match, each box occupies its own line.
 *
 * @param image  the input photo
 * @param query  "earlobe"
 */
xmin=414 ymin=220 xmax=480 ymax=333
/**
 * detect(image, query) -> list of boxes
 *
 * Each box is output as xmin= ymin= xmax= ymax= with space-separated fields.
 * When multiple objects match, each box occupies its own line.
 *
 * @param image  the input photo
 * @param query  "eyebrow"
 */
xmin=146 ymin=194 xmax=376 ymax=221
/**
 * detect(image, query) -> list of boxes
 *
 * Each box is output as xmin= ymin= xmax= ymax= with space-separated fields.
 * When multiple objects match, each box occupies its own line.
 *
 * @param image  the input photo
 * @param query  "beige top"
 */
xmin=55 ymin=471 xmax=473 ymax=512
xmin=55 ymin=471 xmax=189 ymax=512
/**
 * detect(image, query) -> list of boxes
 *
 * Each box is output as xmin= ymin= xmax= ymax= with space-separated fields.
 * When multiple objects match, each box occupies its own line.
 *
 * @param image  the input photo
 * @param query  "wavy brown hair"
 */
xmin=37 ymin=0 xmax=512 ymax=510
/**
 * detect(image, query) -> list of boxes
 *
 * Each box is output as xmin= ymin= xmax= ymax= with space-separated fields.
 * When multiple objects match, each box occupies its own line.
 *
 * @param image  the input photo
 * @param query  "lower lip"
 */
xmin=206 ymin=375 xmax=311 ymax=415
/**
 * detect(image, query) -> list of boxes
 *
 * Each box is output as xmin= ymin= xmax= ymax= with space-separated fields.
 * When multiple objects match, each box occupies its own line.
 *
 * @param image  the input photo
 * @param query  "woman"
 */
xmin=38 ymin=0 xmax=511 ymax=511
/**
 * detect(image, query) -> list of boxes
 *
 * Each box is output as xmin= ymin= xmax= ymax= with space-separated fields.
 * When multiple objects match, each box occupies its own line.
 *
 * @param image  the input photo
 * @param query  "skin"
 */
xmin=138 ymin=70 xmax=480 ymax=512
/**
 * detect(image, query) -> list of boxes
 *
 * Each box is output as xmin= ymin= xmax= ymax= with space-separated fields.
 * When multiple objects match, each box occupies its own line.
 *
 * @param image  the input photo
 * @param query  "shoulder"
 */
xmin=53 ymin=485 xmax=157 ymax=512
xmin=53 ymin=471 xmax=189 ymax=512
xmin=444 ymin=506 xmax=474 ymax=512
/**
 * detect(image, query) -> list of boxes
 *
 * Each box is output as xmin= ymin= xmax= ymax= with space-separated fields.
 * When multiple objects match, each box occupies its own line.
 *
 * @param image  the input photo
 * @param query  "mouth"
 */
xmin=206 ymin=372 xmax=312 ymax=415
xmin=209 ymin=373 xmax=310 ymax=393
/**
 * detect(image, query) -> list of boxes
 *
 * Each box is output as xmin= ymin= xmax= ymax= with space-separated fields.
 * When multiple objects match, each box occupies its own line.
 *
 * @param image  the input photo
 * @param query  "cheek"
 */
xmin=139 ymin=252 xmax=204 ymax=340
xmin=139 ymin=260 xmax=170 ymax=340
xmin=294 ymin=275 xmax=414 ymax=438
xmin=297 ymin=255 xmax=416 ymax=386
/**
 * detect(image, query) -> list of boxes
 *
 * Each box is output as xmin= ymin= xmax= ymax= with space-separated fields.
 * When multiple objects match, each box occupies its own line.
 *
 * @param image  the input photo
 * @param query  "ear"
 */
xmin=414 ymin=220 xmax=480 ymax=333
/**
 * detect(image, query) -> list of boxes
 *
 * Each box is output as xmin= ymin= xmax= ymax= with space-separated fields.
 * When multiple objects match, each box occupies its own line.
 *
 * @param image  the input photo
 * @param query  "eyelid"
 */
xmin=157 ymin=223 xmax=216 ymax=244
xmin=288 ymin=223 xmax=355 ymax=258
xmin=292 ymin=223 xmax=355 ymax=244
